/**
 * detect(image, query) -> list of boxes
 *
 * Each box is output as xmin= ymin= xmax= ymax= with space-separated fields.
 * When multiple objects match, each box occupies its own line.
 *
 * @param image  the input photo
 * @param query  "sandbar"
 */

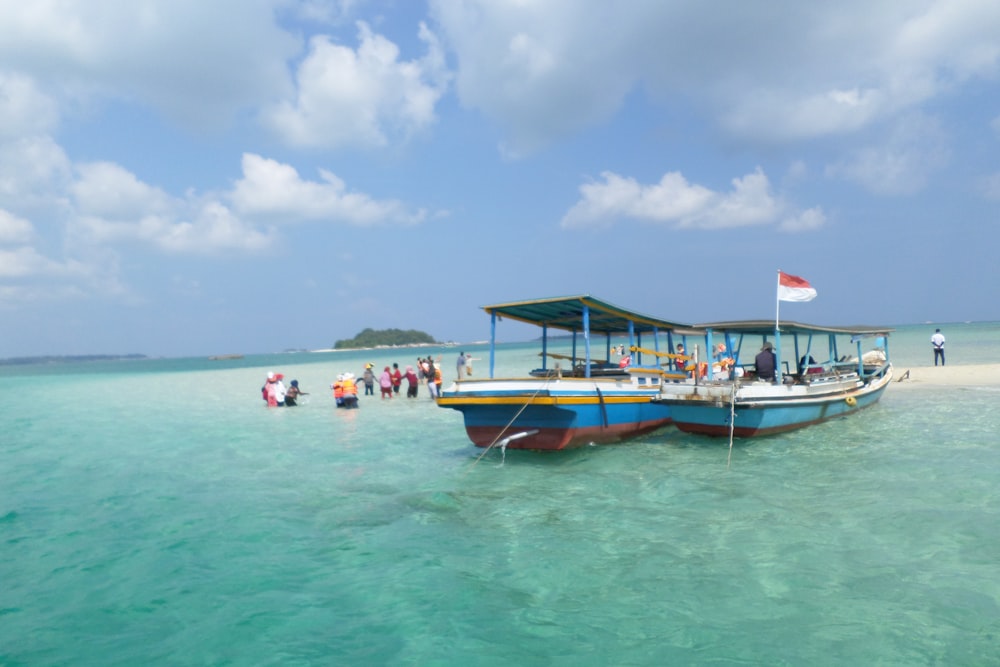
xmin=889 ymin=363 xmax=1000 ymax=390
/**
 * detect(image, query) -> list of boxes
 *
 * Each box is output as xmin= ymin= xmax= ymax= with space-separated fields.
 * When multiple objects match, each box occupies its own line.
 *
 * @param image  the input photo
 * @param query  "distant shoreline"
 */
xmin=0 ymin=354 xmax=147 ymax=366
xmin=309 ymin=341 xmax=488 ymax=354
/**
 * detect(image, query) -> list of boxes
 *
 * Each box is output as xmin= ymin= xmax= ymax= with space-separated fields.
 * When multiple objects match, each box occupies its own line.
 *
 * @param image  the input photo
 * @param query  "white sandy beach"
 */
xmin=889 ymin=363 xmax=1000 ymax=389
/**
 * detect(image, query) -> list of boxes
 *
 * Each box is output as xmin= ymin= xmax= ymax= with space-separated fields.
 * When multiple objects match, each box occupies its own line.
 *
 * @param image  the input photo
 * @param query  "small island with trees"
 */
xmin=333 ymin=328 xmax=438 ymax=350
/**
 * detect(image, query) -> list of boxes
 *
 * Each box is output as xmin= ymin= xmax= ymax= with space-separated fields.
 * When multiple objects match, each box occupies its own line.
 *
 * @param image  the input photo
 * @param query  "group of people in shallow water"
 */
xmin=261 ymin=371 xmax=309 ymax=407
xmin=261 ymin=352 xmax=476 ymax=409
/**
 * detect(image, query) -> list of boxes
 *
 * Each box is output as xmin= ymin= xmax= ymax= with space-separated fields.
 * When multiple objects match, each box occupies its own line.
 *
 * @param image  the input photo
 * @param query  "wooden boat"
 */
xmin=654 ymin=320 xmax=893 ymax=437
xmin=437 ymin=295 xmax=689 ymax=451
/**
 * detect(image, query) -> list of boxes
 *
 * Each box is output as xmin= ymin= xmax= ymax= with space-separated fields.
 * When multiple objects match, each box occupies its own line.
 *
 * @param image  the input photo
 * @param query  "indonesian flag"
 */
xmin=778 ymin=271 xmax=817 ymax=302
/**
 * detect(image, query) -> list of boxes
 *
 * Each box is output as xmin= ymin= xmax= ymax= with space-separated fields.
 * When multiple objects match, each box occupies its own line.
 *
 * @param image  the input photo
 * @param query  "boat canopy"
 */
xmin=481 ymin=295 xmax=688 ymax=378
xmin=692 ymin=320 xmax=893 ymax=338
xmin=483 ymin=295 xmax=687 ymax=334
xmin=689 ymin=319 xmax=893 ymax=382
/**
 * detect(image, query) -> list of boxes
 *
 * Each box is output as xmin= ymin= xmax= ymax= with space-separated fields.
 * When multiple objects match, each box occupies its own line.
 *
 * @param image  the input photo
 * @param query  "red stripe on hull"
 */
xmin=673 ymin=405 xmax=875 ymax=437
xmin=672 ymin=419 xmax=824 ymax=437
xmin=466 ymin=418 xmax=672 ymax=451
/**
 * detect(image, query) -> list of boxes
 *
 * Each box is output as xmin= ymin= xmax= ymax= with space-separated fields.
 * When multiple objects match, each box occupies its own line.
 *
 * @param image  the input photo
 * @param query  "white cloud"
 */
xmin=779 ymin=207 xmax=827 ymax=232
xmin=265 ymin=21 xmax=449 ymax=149
xmin=0 ymin=72 xmax=59 ymax=139
xmin=71 ymin=162 xmax=173 ymax=220
xmin=0 ymin=246 xmax=57 ymax=277
xmin=0 ymin=209 xmax=34 ymax=244
xmin=231 ymin=153 xmax=426 ymax=225
xmin=69 ymin=161 xmax=271 ymax=254
xmin=290 ymin=0 xmax=361 ymax=25
xmin=979 ymin=173 xmax=1000 ymax=200
xmin=825 ymin=114 xmax=951 ymax=195
xmin=431 ymin=1 xmax=638 ymax=155
xmin=64 ymin=152 xmax=427 ymax=256
xmin=561 ymin=167 xmax=822 ymax=232
xmin=0 ymin=1 xmax=298 ymax=128
xmin=431 ymin=1 xmax=1000 ymax=150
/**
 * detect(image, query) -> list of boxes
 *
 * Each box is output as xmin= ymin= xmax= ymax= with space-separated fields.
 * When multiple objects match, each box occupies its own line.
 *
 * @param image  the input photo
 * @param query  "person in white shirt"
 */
xmin=931 ymin=328 xmax=946 ymax=366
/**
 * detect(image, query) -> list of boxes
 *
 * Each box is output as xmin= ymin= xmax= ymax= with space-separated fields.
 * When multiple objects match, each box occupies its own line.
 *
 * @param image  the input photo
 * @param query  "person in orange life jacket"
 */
xmin=331 ymin=374 xmax=345 ymax=407
xmin=379 ymin=366 xmax=393 ymax=399
xmin=391 ymin=363 xmax=403 ymax=395
xmin=404 ymin=365 xmax=419 ymax=398
xmin=341 ymin=372 xmax=359 ymax=408
xmin=434 ymin=365 xmax=443 ymax=397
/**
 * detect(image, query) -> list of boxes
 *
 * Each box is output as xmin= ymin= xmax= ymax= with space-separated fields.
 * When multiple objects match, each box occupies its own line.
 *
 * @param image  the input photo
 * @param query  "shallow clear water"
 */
xmin=3 ymin=323 xmax=999 ymax=664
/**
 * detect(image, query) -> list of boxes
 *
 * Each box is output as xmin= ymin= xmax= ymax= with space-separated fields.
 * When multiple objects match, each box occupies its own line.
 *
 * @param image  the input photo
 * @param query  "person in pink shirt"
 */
xmin=379 ymin=366 xmax=394 ymax=399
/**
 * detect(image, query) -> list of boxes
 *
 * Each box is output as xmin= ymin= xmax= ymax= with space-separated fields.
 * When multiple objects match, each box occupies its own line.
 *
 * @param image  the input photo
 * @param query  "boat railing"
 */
xmin=862 ymin=360 xmax=892 ymax=381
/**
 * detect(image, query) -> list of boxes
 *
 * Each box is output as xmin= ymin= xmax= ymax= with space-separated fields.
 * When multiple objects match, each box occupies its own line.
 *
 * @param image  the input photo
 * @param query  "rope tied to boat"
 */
xmin=467 ymin=374 xmax=555 ymax=469
xmin=727 ymin=380 xmax=737 ymax=468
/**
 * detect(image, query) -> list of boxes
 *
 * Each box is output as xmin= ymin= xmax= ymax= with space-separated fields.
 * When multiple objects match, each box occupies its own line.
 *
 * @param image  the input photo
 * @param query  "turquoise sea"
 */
xmin=3 ymin=322 xmax=999 ymax=665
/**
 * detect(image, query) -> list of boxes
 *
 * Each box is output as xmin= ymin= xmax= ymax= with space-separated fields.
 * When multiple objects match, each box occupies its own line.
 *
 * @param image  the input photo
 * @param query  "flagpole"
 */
xmin=775 ymin=269 xmax=781 ymax=330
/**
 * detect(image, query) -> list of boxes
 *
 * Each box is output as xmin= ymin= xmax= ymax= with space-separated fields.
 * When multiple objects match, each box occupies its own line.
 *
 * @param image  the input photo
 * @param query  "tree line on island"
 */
xmin=334 ymin=328 xmax=438 ymax=350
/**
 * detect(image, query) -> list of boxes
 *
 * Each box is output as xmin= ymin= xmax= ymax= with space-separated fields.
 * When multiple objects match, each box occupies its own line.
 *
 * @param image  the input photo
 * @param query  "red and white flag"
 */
xmin=777 ymin=271 xmax=817 ymax=302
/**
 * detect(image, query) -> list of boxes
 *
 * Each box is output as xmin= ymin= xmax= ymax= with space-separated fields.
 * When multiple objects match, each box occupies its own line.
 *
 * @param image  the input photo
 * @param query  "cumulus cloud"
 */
xmin=232 ymin=153 xmax=425 ymax=225
xmin=0 ymin=72 xmax=59 ymax=139
xmin=0 ymin=1 xmax=298 ymax=128
xmin=68 ymin=161 xmax=270 ymax=254
xmin=825 ymin=114 xmax=951 ymax=195
xmin=66 ymin=153 xmax=427 ymax=256
xmin=265 ymin=21 xmax=449 ymax=149
xmin=0 ymin=210 xmax=34 ymax=244
xmin=0 ymin=246 xmax=81 ymax=278
xmin=561 ymin=167 xmax=824 ymax=232
xmin=979 ymin=173 xmax=1000 ymax=200
xmin=430 ymin=1 xmax=1000 ymax=150
xmin=431 ymin=2 xmax=639 ymax=156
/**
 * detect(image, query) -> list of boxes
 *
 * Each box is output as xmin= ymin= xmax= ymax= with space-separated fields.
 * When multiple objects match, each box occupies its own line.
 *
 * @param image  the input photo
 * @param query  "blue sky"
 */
xmin=1 ymin=1 xmax=998 ymax=357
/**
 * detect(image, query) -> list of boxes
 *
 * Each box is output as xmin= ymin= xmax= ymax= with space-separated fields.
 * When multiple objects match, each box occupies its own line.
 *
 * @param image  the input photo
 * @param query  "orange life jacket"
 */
xmin=342 ymin=379 xmax=357 ymax=396
xmin=332 ymin=381 xmax=344 ymax=399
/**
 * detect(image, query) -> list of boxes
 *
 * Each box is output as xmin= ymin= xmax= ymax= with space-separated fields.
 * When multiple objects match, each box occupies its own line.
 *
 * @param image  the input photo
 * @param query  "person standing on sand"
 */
xmin=931 ymin=328 xmax=946 ymax=366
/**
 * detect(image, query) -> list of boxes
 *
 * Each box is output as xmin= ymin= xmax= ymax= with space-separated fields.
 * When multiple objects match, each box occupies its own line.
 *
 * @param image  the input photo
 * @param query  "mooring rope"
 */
xmin=468 ymin=374 xmax=555 ymax=469
xmin=727 ymin=380 xmax=737 ymax=468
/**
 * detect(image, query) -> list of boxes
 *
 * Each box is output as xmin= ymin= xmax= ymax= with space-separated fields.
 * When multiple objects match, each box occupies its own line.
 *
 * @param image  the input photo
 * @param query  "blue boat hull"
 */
xmin=666 ymin=378 xmax=890 ymax=437
xmin=441 ymin=395 xmax=672 ymax=450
